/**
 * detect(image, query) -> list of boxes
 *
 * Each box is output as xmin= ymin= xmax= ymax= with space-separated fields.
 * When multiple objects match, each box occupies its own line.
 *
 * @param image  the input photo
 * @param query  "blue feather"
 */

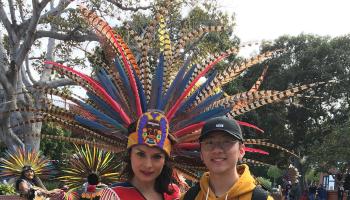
xmin=87 ymin=92 xmax=124 ymax=125
xmin=114 ymin=57 xmax=135 ymax=110
xmin=96 ymin=68 xmax=123 ymax=104
xmin=75 ymin=115 xmax=110 ymax=132
xmin=172 ymin=64 xmax=196 ymax=102
xmin=192 ymin=92 xmax=224 ymax=114
xmin=132 ymin=67 xmax=147 ymax=112
xmin=176 ymin=70 xmax=218 ymax=114
xmin=76 ymin=99 xmax=127 ymax=131
xmin=159 ymin=57 xmax=191 ymax=110
xmin=176 ymin=106 xmax=231 ymax=129
xmin=149 ymin=53 xmax=164 ymax=109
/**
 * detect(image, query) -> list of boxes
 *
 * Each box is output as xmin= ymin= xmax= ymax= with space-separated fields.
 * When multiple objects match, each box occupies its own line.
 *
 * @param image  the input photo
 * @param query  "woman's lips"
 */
xmin=140 ymin=170 xmax=154 ymax=176
xmin=211 ymin=158 xmax=226 ymax=163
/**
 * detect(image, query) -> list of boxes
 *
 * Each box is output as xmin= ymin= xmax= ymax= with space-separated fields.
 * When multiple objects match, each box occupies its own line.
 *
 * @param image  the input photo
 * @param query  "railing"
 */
xmin=0 ymin=195 xmax=25 ymax=200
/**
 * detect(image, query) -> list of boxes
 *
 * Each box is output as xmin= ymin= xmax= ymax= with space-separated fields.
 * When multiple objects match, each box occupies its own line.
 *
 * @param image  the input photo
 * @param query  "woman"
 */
xmin=16 ymin=165 xmax=62 ymax=200
xmin=101 ymin=111 xmax=180 ymax=200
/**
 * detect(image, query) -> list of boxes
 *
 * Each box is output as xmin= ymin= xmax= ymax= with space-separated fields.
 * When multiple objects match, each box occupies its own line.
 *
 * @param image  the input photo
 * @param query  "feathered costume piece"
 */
xmin=284 ymin=164 xmax=301 ymax=184
xmin=59 ymin=144 xmax=121 ymax=200
xmin=59 ymin=144 xmax=121 ymax=190
xmin=7 ymin=1 xmax=327 ymax=179
xmin=0 ymin=148 xmax=55 ymax=180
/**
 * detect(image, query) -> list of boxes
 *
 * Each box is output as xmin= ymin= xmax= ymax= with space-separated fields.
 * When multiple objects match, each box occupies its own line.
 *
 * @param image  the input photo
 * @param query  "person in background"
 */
xmin=15 ymin=165 xmax=62 ymax=200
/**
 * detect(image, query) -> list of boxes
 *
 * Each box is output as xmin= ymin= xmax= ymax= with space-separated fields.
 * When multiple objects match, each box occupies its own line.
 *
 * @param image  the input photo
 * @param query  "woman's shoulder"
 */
xmin=16 ymin=178 xmax=30 ymax=186
xmin=100 ymin=182 xmax=143 ymax=200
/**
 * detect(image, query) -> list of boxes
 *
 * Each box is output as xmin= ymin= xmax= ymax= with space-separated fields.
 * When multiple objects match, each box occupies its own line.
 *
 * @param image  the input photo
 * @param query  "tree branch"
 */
xmin=0 ymin=2 xmax=13 ymax=34
xmin=40 ymin=0 xmax=73 ymax=19
xmin=15 ymin=0 xmax=51 ymax=67
xmin=0 ymin=70 xmax=10 ymax=91
xmin=36 ymin=30 xmax=98 ymax=42
xmin=25 ymin=56 xmax=37 ymax=84
xmin=106 ymin=0 xmax=152 ymax=11
xmin=41 ymin=78 xmax=75 ymax=88
xmin=17 ymin=0 xmax=25 ymax=21
xmin=8 ymin=0 xmax=17 ymax=24
xmin=21 ymin=63 xmax=33 ymax=87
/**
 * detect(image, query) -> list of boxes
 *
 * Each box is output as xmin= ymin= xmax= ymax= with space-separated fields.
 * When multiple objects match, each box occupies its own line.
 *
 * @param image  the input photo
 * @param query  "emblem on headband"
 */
xmin=138 ymin=112 xmax=168 ymax=147
xmin=127 ymin=111 xmax=171 ymax=155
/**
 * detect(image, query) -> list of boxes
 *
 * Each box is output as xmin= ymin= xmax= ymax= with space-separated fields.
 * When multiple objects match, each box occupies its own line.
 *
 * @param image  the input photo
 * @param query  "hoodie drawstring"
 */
xmin=205 ymin=187 xmax=209 ymax=200
xmin=205 ymin=187 xmax=229 ymax=200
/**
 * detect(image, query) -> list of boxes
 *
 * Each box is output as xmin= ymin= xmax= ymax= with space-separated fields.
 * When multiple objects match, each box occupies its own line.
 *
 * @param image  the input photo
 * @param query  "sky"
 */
xmin=217 ymin=0 xmax=350 ymax=42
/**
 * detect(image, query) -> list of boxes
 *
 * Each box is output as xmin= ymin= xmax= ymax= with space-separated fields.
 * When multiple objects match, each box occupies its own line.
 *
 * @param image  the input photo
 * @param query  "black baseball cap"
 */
xmin=199 ymin=117 xmax=243 ymax=142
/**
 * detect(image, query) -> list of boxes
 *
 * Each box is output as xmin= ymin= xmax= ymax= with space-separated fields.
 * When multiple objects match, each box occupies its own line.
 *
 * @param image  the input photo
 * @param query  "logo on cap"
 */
xmin=216 ymin=124 xmax=224 ymax=128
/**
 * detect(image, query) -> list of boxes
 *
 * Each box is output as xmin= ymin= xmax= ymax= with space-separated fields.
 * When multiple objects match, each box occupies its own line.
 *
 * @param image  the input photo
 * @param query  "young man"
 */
xmin=181 ymin=117 xmax=273 ymax=200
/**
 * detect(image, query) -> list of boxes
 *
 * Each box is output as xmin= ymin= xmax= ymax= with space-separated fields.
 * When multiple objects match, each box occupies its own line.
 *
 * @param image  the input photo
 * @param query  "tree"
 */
xmin=267 ymin=165 xmax=283 ymax=187
xmin=0 ymin=0 xmax=156 ymax=151
xmin=305 ymin=168 xmax=320 ymax=185
xmin=308 ymin=115 xmax=350 ymax=181
xmin=245 ymin=34 xmax=350 ymax=192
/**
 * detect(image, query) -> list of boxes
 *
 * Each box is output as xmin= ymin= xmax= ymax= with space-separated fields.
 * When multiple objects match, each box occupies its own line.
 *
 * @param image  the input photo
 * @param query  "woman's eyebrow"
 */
xmin=152 ymin=153 xmax=164 ymax=156
xmin=134 ymin=148 xmax=145 ymax=153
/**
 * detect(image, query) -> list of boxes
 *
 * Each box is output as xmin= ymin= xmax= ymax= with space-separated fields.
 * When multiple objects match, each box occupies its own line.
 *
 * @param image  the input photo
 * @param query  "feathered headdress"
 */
xmin=59 ymin=145 xmax=121 ymax=200
xmin=0 ymin=148 xmax=55 ymax=180
xmin=7 ymin=1 xmax=327 ymax=180
xmin=59 ymin=144 xmax=121 ymax=190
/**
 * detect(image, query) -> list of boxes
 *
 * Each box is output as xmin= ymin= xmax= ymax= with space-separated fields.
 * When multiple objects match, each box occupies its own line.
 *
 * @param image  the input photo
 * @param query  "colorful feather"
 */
xmin=0 ymin=148 xmax=55 ymax=180
xmin=149 ymin=53 xmax=164 ymax=109
xmin=79 ymin=5 xmax=142 ymax=117
xmin=59 ymin=144 xmax=121 ymax=190
xmin=46 ymin=61 xmax=131 ymax=125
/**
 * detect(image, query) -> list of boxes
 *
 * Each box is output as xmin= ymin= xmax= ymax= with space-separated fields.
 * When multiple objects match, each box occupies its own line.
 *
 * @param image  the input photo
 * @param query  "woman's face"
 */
xmin=24 ymin=170 xmax=34 ymax=180
xmin=130 ymin=145 xmax=166 ymax=184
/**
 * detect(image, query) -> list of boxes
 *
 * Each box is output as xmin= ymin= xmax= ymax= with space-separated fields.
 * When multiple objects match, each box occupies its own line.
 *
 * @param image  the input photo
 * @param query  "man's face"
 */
xmin=200 ymin=132 xmax=245 ymax=175
xmin=24 ymin=170 xmax=34 ymax=179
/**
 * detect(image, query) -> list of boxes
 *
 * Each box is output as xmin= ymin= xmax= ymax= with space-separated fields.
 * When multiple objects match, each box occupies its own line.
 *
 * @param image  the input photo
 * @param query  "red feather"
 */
xmin=45 ymin=61 xmax=131 ymax=125
xmin=236 ymin=120 xmax=264 ymax=133
xmin=175 ymin=142 xmax=200 ymax=150
xmin=244 ymin=147 xmax=269 ymax=155
xmin=174 ymin=121 xmax=205 ymax=137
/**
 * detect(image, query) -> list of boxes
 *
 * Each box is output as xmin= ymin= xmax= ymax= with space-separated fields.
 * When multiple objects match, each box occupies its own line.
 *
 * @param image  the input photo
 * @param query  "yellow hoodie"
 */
xmin=181 ymin=164 xmax=273 ymax=200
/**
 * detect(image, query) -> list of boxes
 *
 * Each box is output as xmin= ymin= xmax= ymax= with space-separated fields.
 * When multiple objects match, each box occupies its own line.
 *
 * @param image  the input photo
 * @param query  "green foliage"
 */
xmin=0 ymin=183 xmax=16 ymax=195
xmin=242 ymin=34 xmax=350 ymax=166
xmin=267 ymin=165 xmax=283 ymax=179
xmin=305 ymin=168 xmax=320 ymax=183
xmin=256 ymin=177 xmax=272 ymax=191
xmin=43 ymin=181 xmax=61 ymax=190
xmin=40 ymin=123 xmax=74 ymax=162
xmin=308 ymin=117 xmax=350 ymax=171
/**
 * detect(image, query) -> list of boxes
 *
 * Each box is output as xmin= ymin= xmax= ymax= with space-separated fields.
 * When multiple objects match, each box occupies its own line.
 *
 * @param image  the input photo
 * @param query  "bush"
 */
xmin=0 ymin=183 xmax=16 ymax=195
xmin=43 ymin=181 xmax=61 ymax=190
xmin=256 ymin=177 xmax=272 ymax=191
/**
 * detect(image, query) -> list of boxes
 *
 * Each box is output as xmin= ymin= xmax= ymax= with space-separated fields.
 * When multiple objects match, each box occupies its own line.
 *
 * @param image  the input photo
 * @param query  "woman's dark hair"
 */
xmin=121 ymin=148 xmax=174 ymax=195
xmin=15 ymin=167 xmax=46 ymax=191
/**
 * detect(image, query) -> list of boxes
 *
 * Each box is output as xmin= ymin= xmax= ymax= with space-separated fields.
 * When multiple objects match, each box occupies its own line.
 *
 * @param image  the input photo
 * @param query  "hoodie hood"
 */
xmin=199 ymin=164 xmax=256 ymax=200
